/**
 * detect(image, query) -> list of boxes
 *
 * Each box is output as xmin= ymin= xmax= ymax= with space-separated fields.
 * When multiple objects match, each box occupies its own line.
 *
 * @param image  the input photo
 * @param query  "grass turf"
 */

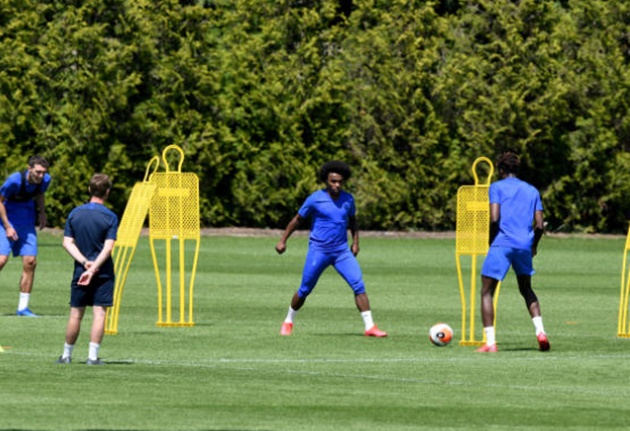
xmin=1 ymin=232 xmax=629 ymax=430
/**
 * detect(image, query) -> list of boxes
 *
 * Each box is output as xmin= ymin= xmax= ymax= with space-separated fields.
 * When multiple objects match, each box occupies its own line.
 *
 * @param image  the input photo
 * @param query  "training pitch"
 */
xmin=1 ymin=231 xmax=629 ymax=430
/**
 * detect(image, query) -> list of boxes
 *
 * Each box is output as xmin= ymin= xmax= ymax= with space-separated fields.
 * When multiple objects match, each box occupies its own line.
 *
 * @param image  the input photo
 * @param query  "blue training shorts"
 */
xmin=297 ymin=247 xmax=366 ymax=298
xmin=70 ymin=276 xmax=114 ymax=308
xmin=0 ymin=225 xmax=38 ymax=257
xmin=481 ymin=246 xmax=535 ymax=281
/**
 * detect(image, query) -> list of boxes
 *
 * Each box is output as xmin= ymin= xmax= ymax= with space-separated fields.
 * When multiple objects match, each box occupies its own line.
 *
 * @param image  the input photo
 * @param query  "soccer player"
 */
xmin=275 ymin=160 xmax=387 ymax=337
xmin=0 ymin=155 xmax=51 ymax=316
xmin=476 ymin=152 xmax=550 ymax=352
xmin=57 ymin=174 xmax=118 ymax=365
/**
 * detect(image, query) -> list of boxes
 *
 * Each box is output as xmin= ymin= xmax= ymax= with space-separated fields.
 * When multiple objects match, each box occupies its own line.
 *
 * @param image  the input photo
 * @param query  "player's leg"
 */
xmin=516 ymin=275 xmax=549 ymax=351
xmin=65 ymin=307 xmax=86 ymax=345
xmin=476 ymin=276 xmax=500 ymax=352
xmin=0 ymin=239 xmax=8 ymax=271
xmin=0 ymin=230 xmax=12 ymax=318
xmin=280 ymin=248 xmax=331 ymax=335
xmin=17 ymin=256 xmax=37 ymax=314
xmin=57 ymin=277 xmax=90 ymax=364
xmin=57 ymin=306 xmax=85 ymax=364
xmin=87 ymin=278 xmax=114 ymax=364
xmin=477 ymin=247 xmax=510 ymax=352
xmin=0 ymin=255 xmax=7 ymax=271
xmin=90 ymin=306 xmax=107 ymax=344
xmin=295 ymin=247 xmax=332 ymax=308
xmin=87 ymin=306 xmax=107 ymax=364
xmin=19 ymin=256 xmax=36 ymax=294
xmin=333 ymin=250 xmax=387 ymax=337
xmin=480 ymin=275 xmax=501 ymax=327
xmin=0 ymin=227 xmax=11 ymax=273
xmin=515 ymin=278 xmax=549 ymax=352
xmin=513 ymin=250 xmax=541 ymax=315
xmin=513 ymin=249 xmax=549 ymax=350
xmin=16 ymin=228 xmax=39 ymax=316
xmin=515 ymin=274 xmax=540 ymax=316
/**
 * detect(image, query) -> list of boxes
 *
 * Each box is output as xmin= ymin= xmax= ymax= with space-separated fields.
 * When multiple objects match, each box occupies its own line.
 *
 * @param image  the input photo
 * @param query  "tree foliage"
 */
xmin=1 ymin=0 xmax=629 ymax=232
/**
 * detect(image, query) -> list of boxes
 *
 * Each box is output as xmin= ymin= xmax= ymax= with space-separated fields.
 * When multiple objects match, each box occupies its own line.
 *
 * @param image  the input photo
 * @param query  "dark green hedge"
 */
xmin=1 ymin=0 xmax=629 ymax=232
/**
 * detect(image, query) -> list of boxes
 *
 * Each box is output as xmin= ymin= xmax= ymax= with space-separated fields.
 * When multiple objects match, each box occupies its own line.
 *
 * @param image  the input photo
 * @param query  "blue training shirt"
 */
xmin=298 ymin=189 xmax=355 ymax=252
xmin=0 ymin=171 xmax=52 ymax=227
xmin=489 ymin=177 xmax=543 ymax=251
xmin=64 ymin=202 xmax=118 ymax=278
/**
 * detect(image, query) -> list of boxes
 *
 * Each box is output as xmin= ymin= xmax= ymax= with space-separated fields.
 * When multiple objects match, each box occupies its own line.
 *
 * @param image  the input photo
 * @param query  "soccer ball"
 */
xmin=429 ymin=323 xmax=453 ymax=347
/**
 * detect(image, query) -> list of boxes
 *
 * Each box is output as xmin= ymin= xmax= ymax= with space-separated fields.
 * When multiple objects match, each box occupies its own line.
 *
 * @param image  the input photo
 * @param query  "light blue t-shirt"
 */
xmin=298 ymin=189 xmax=355 ymax=252
xmin=0 ymin=171 xmax=52 ymax=227
xmin=489 ymin=177 xmax=543 ymax=251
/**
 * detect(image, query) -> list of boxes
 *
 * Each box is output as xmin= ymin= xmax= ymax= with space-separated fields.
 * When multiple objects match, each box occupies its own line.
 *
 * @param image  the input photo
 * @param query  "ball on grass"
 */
xmin=429 ymin=323 xmax=453 ymax=347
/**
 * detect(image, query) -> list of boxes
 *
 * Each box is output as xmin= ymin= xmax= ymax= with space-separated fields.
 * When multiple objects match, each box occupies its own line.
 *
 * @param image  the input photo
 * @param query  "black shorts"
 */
xmin=70 ymin=276 xmax=114 ymax=308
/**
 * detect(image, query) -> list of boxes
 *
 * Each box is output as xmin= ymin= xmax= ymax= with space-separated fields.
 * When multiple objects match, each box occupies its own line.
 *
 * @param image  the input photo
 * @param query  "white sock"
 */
xmin=63 ymin=343 xmax=74 ymax=359
xmin=284 ymin=307 xmax=297 ymax=324
xmin=484 ymin=326 xmax=496 ymax=346
xmin=18 ymin=292 xmax=30 ymax=311
xmin=88 ymin=342 xmax=100 ymax=361
xmin=360 ymin=311 xmax=375 ymax=331
xmin=532 ymin=316 xmax=545 ymax=335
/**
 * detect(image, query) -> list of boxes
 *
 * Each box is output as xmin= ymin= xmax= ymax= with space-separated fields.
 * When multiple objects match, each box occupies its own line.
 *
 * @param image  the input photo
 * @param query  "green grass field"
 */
xmin=1 ymin=231 xmax=630 ymax=430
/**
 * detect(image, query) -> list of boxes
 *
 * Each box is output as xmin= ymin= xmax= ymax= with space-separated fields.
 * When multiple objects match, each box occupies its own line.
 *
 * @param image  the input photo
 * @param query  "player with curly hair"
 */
xmin=477 ymin=152 xmax=550 ymax=352
xmin=275 ymin=161 xmax=387 ymax=337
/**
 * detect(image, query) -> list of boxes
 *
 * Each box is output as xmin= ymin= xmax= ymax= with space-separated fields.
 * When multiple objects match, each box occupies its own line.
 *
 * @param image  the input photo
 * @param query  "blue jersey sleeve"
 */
xmin=348 ymin=195 xmax=356 ymax=217
xmin=64 ymin=217 xmax=73 ymax=238
xmin=535 ymin=192 xmax=543 ymax=212
xmin=40 ymin=174 xmax=52 ymax=193
xmin=489 ymin=183 xmax=500 ymax=204
xmin=107 ymin=214 xmax=119 ymax=240
xmin=298 ymin=192 xmax=318 ymax=218
xmin=0 ymin=172 xmax=22 ymax=199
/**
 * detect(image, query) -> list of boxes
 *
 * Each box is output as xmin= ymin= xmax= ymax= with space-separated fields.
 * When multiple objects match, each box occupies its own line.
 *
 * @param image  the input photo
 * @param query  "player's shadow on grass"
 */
xmin=98 ymin=360 xmax=135 ymax=366
xmin=1 ymin=313 xmax=65 ymax=317
xmin=498 ymin=346 xmax=543 ymax=352
xmin=53 ymin=360 xmax=135 ymax=366
xmin=313 ymin=332 xmax=378 ymax=337
xmin=189 ymin=321 xmax=213 ymax=327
